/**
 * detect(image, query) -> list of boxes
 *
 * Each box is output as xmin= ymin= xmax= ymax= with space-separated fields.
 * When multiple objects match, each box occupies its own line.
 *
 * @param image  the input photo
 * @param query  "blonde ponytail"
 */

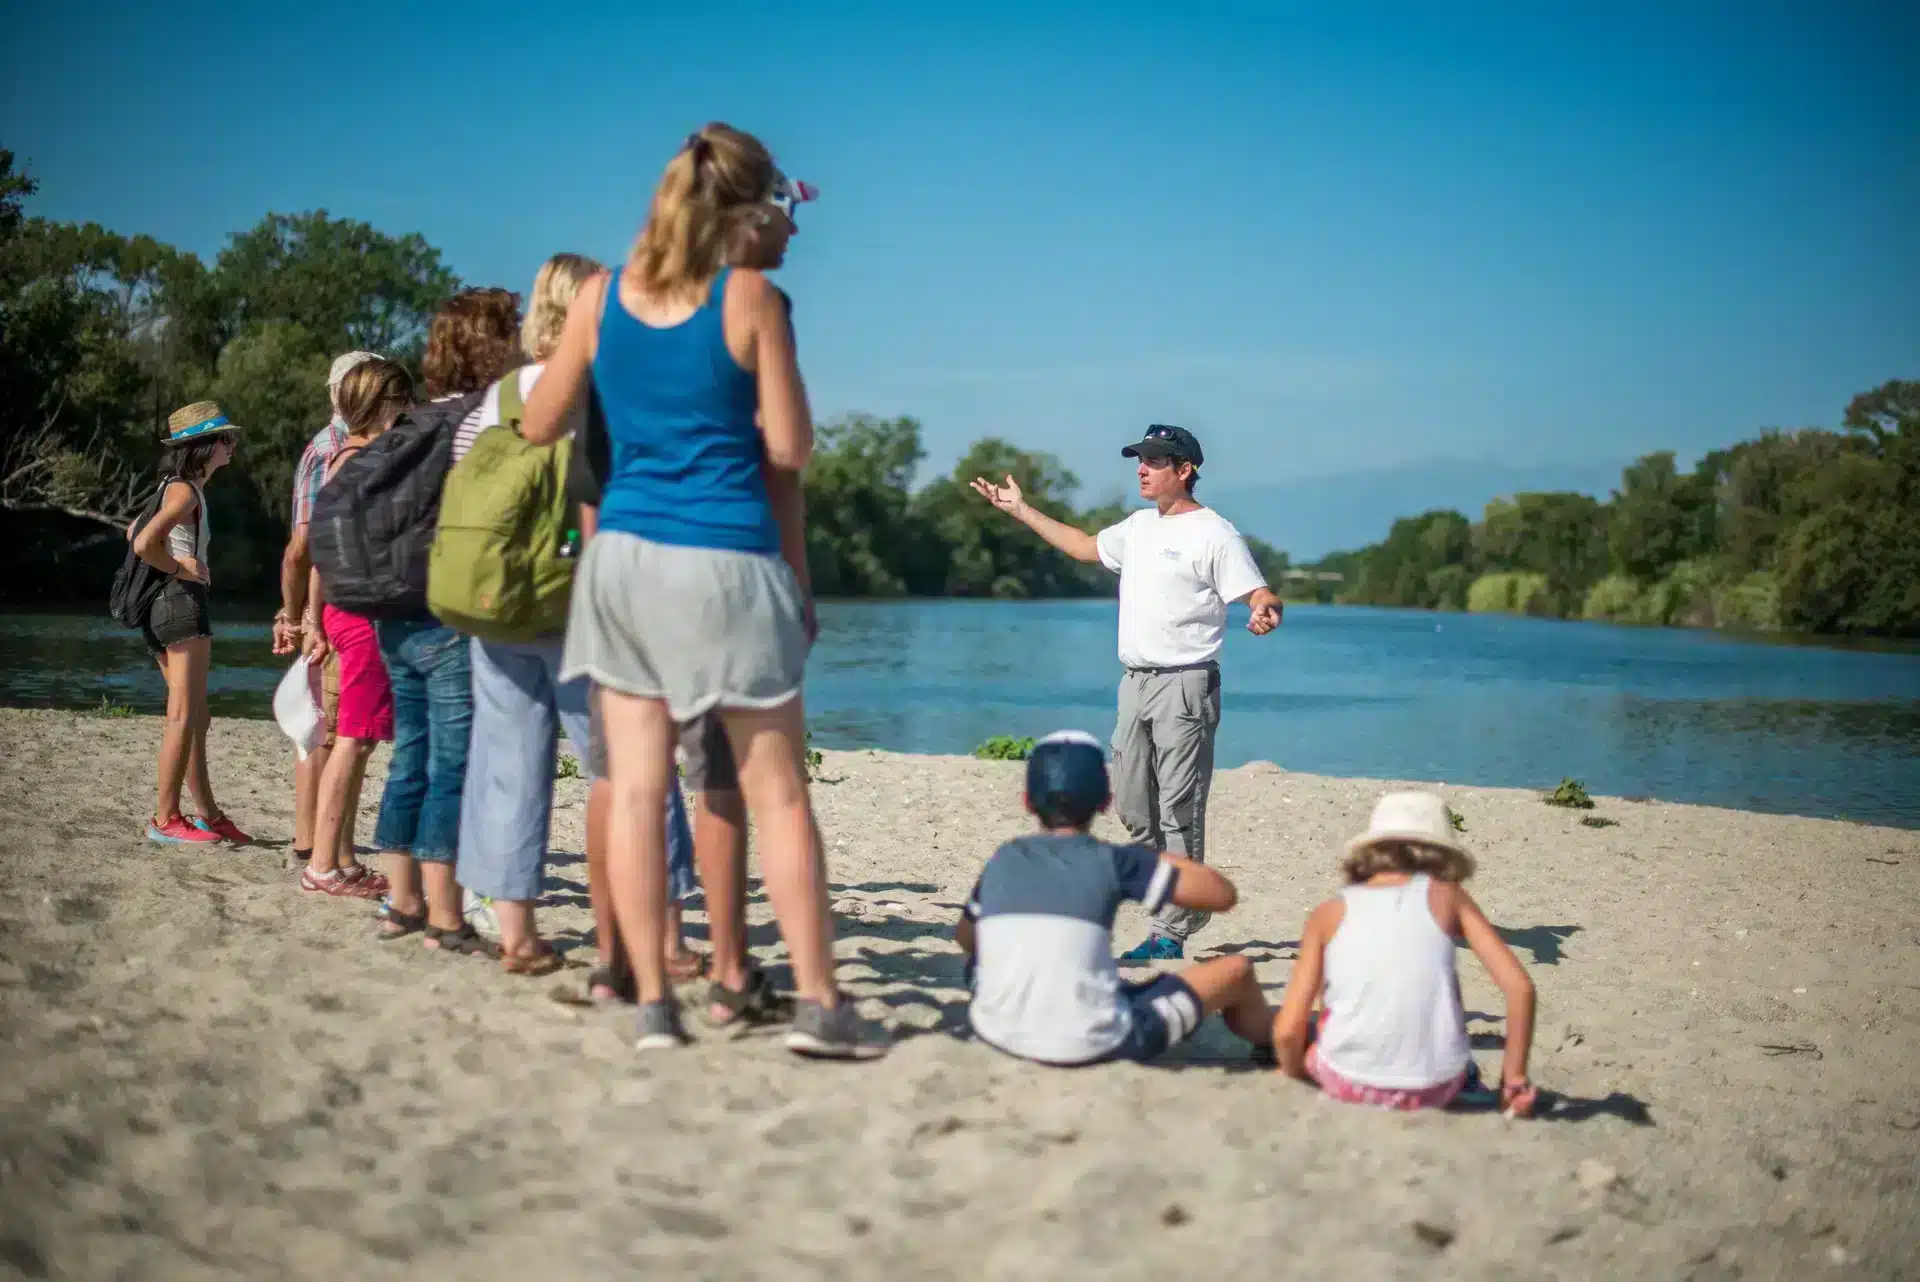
xmin=630 ymin=123 xmax=778 ymax=304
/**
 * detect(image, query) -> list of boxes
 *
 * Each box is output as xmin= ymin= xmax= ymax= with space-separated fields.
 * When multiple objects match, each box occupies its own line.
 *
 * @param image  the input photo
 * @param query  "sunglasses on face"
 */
xmin=768 ymin=173 xmax=816 ymax=225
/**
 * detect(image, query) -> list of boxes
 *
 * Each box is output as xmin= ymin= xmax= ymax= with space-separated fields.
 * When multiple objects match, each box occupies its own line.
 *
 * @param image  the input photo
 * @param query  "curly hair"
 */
xmin=1340 ymin=839 xmax=1475 ymax=885
xmin=421 ymin=287 xmax=522 ymax=397
xmin=630 ymin=123 xmax=779 ymax=304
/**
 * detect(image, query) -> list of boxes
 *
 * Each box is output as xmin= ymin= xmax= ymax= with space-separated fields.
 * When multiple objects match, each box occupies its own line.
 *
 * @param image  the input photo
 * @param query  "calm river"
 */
xmin=3 ymin=603 xmax=1917 ymax=826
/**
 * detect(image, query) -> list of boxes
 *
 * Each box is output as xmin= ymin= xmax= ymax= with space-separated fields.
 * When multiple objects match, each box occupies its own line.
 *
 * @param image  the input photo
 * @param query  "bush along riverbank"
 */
xmin=1294 ymin=380 xmax=1920 ymax=637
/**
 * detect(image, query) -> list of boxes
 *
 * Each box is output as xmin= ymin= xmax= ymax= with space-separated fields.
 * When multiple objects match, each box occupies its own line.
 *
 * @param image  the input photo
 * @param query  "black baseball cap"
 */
xmin=1025 ymin=730 xmax=1110 ymax=826
xmin=1121 ymin=423 xmax=1204 ymax=467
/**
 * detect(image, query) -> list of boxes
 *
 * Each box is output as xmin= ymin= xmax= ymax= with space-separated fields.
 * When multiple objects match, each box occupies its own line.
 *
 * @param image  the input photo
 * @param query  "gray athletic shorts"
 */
xmin=587 ymin=702 xmax=738 ymax=793
xmin=560 ymin=530 xmax=808 ymax=722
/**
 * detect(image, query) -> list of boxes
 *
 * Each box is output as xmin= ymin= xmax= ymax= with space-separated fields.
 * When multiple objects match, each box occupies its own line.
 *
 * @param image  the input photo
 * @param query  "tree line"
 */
xmin=1298 ymin=380 xmax=1920 ymax=637
xmin=0 ymin=150 xmax=1285 ymax=605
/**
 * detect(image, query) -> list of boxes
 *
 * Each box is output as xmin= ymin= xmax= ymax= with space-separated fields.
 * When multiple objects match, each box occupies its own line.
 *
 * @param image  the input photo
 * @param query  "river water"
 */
xmin=3 ymin=603 xmax=1917 ymax=826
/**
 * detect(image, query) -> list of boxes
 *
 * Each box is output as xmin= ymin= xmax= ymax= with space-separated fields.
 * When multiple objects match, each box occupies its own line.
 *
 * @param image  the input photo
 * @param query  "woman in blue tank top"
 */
xmin=521 ymin=122 xmax=884 ymax=1059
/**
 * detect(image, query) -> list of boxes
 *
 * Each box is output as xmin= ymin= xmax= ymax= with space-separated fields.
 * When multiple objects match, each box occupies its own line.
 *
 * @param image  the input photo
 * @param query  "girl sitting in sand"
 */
xmin=1271 ymin=791 xmax=1538 ymax=1115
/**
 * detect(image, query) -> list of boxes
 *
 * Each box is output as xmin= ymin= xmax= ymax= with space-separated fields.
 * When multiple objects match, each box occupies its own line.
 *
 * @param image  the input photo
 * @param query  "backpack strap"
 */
xmin=496 ymin=369 xmax=526 ymax=434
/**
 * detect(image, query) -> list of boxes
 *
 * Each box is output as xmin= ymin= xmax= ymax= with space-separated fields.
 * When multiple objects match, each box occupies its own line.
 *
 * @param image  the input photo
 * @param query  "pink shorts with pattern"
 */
xmin=1306 ymin=1046 xmax=1466 ymax=1111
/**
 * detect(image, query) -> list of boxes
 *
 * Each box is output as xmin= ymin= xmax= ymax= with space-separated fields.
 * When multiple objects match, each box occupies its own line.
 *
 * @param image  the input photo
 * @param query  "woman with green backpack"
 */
xmin=433 ymin=252 xmax=697 ymax=977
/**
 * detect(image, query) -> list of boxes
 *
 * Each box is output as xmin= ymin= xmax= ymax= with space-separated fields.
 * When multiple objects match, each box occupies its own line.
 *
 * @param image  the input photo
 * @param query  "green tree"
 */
xmin=1475 ymin=492 xmax=1608 ymax=615
xmin=914 ymin=439 xmax=1108 ymax=598
xmin=1606 ymin=450 xmax=1716 ymax=581
xmin=801 ymin=412 xmax=932 ymax=596
xmin=214 ymin=211 xmax=458 ymax=358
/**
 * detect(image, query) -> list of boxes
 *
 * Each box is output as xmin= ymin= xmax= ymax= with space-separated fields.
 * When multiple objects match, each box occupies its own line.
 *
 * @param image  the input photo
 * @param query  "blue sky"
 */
xmin=8 ymin=1 xmax=1918 ymax=553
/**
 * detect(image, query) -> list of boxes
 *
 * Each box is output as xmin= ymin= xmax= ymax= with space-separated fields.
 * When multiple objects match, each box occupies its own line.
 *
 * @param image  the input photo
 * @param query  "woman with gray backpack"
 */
xmin=428 ymin=252 xmax=697 ymax=978
xmin=308 ymin=288 xmax=519 ymax=955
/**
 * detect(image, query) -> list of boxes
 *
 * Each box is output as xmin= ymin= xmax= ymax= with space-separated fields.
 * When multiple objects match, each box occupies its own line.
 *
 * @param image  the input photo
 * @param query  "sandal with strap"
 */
xmin=701 ymin=963 xmax=795 ymax=1036
xmin=424 ymin=923 xmax=501 ymax=959
xmin=502 ymin=943 xmax=565 ymax=978
xmin=666 ymin=949 xmax=709 ymax=984
xmin=301 ymin=865 xmax=388 ymax=900
xmin=378 ymin=905 xmax=428 ymax=940
xmin=588 ymin=966 xmax=637 ymax=1004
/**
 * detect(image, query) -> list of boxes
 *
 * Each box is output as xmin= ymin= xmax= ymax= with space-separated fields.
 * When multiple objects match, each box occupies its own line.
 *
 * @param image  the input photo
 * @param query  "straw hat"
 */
xmin=164 ymin=401 xmax=244 ymax=444
xmin=1344 ymin=791 xmax=1471 ymax=861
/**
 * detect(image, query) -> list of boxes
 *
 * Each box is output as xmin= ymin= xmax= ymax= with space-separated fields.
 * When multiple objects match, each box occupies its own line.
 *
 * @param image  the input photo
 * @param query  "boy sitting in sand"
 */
xmin=956 ymin=730 xmax=1274 ymax=1065
xmin=1270 ymin=791 xmax=1539 ymax=1115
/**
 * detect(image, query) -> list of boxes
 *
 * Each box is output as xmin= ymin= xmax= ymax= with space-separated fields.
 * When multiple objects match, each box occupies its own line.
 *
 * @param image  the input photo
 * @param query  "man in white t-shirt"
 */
xmin=971 ymin=423 xmax=1283 ymax=960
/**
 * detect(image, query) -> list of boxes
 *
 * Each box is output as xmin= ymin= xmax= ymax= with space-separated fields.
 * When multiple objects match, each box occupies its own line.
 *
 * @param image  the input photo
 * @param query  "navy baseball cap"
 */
xmin=1025 ymin=730 xmax=1110 ymax=822
xmin=1121 ymin=423 xmax=1204 ymax=467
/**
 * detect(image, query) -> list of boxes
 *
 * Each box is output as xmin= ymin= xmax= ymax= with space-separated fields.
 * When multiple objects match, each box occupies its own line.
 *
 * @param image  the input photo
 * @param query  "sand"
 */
xmin=0 ymin=707 xmax=1916 ymax=1281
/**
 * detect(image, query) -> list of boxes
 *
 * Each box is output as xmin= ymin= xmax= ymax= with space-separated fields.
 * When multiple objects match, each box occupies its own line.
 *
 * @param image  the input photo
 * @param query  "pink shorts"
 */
xmin=323 ymin=605 xmax=393 ymax=742
xmin=1306 ymin=1046 xmax=1466 ymax=1111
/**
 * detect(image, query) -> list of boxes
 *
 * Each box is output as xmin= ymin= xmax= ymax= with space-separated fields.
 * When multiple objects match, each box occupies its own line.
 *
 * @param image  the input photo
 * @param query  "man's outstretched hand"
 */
xmin=969 ymin=473 xmax=1025 ymax=516
xmin=1246 ymin=590 xmax=1283 ymax=635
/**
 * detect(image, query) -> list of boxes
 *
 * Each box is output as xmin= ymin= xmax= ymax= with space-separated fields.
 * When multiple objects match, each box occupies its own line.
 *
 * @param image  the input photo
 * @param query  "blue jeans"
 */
xmin=458 ymin=637 xmax=696 ymax=902
xmin=372 ymin=618 xmax=472 ymax=862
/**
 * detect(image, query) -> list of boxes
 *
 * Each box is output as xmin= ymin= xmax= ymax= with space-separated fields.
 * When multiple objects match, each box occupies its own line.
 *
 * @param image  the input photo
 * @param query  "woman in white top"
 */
xmin=129 ymin=402 xmax=251 ymax=846
xmin=1272 ymin=791 xmax=1539 ymax=1115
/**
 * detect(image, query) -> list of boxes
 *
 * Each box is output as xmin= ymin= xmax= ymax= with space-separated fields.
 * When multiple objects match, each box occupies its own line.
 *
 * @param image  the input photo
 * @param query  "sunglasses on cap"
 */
xmin=769 ymin=173 xmax=817 ymax=223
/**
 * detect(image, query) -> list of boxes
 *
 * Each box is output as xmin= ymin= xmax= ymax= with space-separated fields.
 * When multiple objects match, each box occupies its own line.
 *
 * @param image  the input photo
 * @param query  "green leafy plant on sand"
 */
xmin=805 ymin=731 xmax=825 ymax=781
xmin=1447 ymin=805 xmax=1466 ymax=833
xmin=555 ymin=754 xmax=582 ymax=780
xmin=1545 ymin=778 xmax=1595 ymax=810
xmin=973 ymin=735 xmax=1038 ymax=762
xmin=84 ymin=695 xmax=136 ymax=719
xmin=1580 ymin=816 xmax=1619 ymax=829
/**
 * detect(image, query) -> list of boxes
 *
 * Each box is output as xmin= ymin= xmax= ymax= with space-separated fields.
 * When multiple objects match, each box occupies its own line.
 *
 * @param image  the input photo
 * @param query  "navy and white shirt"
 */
xmin=965 ymin=832 xmax=1175 ymax=1064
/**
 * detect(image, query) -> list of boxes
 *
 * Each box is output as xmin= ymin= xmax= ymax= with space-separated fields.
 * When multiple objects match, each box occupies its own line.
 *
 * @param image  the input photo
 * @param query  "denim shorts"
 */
xmin=142 ymin=579 xmax=210 ymax=655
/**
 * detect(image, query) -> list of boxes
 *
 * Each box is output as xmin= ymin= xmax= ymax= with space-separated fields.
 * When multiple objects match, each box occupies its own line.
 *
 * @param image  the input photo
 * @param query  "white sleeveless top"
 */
xmin=1315 ymin=874 xmax=1471 ymax=1089
xmin=165 ymin=479 xmax=209 ymax=572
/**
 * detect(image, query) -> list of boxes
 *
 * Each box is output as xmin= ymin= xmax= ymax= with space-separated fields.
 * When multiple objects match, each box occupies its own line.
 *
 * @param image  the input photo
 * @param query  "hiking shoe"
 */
xmin=190 ymin=814 xmax=254 ymax=844
xmin=785 ymin=999 xmax=889 ymax=1061
xmin=634 ymin=999 xmax=690 ymax=1052
xmin=1117 ymin=935 xmax=1184 ymax=964
xmin=148 ymin=815 xmax=221 ymax=844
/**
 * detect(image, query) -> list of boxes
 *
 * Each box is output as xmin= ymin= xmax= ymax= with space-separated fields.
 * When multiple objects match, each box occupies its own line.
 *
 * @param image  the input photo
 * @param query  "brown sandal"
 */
xmin=502 ymin=943 xmax=565 ymax=978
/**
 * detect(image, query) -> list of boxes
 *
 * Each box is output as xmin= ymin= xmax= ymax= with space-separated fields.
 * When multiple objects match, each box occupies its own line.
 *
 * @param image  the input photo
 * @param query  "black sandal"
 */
xmin=423 ymin=923 xmax=501 ymax=959
xmin=378 ymin=905 xmax=428 ymax=940
xmin=701 ymin=964 xmax=794 ymax=1034
xmin=587 ymin=966 xmax=637 ymax=1004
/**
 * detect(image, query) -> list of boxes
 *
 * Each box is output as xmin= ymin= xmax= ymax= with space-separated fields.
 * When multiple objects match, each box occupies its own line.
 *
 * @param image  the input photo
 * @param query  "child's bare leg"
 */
xmin=1176 ymin=955 xmax=1274 ymax=1047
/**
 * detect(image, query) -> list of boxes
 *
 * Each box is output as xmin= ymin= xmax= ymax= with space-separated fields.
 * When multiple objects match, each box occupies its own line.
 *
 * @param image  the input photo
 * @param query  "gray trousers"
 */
xmin=1110 ymin=664 xmax=1221 ymax=941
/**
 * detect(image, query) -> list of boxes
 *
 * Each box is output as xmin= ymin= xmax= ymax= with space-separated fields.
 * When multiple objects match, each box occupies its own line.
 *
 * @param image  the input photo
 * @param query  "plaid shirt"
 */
xmin=290 ymin=416 xmax=351 ymax=529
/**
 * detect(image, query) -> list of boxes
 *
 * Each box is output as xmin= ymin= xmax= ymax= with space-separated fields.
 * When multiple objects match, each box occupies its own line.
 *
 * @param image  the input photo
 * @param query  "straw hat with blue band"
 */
xmin=165 ymin=400 xmax=245 ymax=444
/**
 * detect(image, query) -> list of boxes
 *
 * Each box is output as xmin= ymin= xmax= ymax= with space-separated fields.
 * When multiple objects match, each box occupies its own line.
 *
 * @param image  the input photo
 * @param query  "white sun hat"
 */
xmin=1345 ymin=791 xmax=1471 ymax=860
xmin=327 ymin=350 xmax=382 ymax=390
xmin=273 ymin=656 xmax=326 ymax=759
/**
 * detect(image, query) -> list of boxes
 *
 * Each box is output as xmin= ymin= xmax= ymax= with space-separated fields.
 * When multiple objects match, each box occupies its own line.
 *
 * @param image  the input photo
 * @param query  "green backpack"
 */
xmin=427 ymin=372 xmax=580 ymax=642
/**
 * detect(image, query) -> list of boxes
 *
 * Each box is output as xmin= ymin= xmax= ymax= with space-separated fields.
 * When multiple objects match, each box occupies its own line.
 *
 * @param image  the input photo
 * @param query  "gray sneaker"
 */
xmin=634 ymin=999 xmax=690 ymax=1051
xmin=784 ymin=998 xmax=889 ymax=1060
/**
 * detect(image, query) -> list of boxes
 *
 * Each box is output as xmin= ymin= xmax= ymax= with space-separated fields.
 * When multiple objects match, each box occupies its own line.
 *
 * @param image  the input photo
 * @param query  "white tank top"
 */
xmin=164 ymin=479 xmax=208 ymax=571
xmin=1315 ymin=874 xmax=1471 ymax=1089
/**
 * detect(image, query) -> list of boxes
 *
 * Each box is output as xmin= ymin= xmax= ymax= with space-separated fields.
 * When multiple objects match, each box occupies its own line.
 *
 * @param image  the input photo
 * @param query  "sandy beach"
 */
xmin=0 ymin=706 xmax=1915 ymax=1281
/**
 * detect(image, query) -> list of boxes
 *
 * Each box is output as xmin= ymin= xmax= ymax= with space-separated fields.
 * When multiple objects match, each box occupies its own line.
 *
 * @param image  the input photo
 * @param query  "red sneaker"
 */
xmin=148 ymin=814 xmax=222 ymax=844
xmin=191 ymin=814 xmax=254 ymax=845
